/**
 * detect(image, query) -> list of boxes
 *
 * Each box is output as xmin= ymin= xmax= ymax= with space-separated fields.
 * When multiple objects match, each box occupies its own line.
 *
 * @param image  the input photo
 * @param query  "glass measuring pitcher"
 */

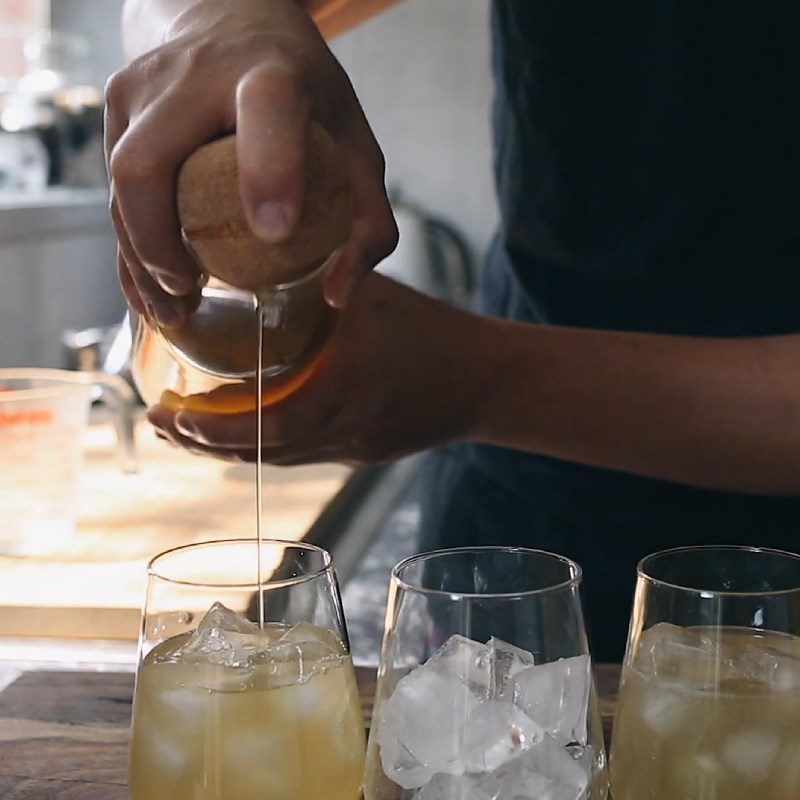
xmin=0 ymin=368 xmax=136 ymax=556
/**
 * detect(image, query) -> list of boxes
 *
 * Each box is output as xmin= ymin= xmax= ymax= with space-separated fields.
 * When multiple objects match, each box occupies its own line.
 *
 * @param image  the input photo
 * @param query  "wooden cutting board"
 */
xmin=0 ymin=664 xmax=621 ymax=799
xmin=0 ymin=421 xmax=350 ymax=640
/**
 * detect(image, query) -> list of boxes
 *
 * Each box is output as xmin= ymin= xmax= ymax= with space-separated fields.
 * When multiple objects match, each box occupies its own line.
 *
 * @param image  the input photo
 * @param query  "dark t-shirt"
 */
xmin=419 ymin=1 xmax=800 ymax=661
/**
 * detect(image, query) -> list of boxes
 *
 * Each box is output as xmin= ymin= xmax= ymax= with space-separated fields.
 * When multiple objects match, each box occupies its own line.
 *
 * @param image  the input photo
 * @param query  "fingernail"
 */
xmin=324 ymin=268 xmax=356 ymax=309
xmin=175 ymin=412 xmax=200 ymax=439
xmin=253 ymin=201 xmax=291 ymax=242
xmin=154 ymin=271 xmax=196 ymax=297
xmin=151 ymin=297 xmax=185 ymax=329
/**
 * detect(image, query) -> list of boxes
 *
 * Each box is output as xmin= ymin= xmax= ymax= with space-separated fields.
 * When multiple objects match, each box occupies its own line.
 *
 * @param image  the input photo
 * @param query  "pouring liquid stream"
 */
xmin=256 ymin=300 xmax=265 ymax=630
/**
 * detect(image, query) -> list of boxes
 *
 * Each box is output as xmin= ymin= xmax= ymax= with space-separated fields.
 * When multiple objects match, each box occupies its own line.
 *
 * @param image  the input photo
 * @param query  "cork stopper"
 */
xmin=177 ymin=122 xmax=352 ymax=291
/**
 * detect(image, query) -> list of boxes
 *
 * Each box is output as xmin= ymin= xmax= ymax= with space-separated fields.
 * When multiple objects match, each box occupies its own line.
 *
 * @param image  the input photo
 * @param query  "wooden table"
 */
xmin=0 ymin=664 xmax=621 ymax=798
xmin=0 ymin=422 xmax=350 ymax=640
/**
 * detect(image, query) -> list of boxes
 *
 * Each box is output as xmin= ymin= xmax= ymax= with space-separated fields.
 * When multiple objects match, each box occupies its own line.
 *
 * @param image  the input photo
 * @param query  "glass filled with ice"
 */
xmin=365 ymin=546 xmax=609 ymax=800
xmin=129 ymin=539 xmax=365 ymax=800
xmin=611 ymin=545 xmax=800 ymax=800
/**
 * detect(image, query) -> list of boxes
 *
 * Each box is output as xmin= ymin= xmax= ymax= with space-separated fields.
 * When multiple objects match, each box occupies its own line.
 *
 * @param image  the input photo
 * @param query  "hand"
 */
xmin=105 ymin=0 xmax=397 ymax=326
xmin=148 ymin=275 xmax=494 ymax=465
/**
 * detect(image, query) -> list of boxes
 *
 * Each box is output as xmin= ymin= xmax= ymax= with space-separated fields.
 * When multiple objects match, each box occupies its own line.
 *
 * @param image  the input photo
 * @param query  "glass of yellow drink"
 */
xmin=129 ymin=539 xmax=365 ymax=800
xmin=611 ymin=546 xmax=800 ymax=800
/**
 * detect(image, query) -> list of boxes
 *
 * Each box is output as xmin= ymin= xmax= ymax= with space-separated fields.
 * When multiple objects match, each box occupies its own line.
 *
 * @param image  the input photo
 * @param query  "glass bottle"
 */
xmin=130 ymin=124 xmax=351 ymax=414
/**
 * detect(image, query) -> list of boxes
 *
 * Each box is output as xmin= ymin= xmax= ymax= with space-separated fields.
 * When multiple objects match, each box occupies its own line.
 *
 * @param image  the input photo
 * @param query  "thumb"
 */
xmin=236 ymin=60 xmax=310 ymax=243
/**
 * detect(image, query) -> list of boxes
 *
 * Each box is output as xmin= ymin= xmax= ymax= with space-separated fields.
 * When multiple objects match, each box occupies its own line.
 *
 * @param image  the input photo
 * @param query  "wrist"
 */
xmin=163 ymin=0 xmax=263 ymax=43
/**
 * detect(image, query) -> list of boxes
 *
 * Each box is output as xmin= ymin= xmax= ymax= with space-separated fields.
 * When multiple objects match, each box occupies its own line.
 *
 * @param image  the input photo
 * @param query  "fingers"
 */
xmin=117 ymin=250 xmax=145 ymax=315
xmin=236 ymin=61 xmax=310 ymax=243
xmin=152 ymin=410 xmax=336 ymax=466
xmin=103 ymin=75 xmax=127 ymax=174
xmin=108 ymin=89 xmax=226 ymax=303
xmin=147 ymin=377 xmax=340 ymax=451
xmin=323 ymin=155 xmax=398 ymax=308
xmin=111 ymin=197 xmax=189 ymax=327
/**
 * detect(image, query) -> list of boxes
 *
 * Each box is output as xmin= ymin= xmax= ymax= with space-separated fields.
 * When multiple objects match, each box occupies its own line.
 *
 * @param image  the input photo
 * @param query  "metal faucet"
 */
xmin=62 ymin=319 xmax=139 ymax=473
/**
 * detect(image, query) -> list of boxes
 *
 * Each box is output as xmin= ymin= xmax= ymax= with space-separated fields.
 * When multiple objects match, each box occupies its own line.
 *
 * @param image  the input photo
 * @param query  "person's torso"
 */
xmin=489 ymin=0 xmax=800 ymax=335
xmin=440 ymin=3 xmax=800 ymax=570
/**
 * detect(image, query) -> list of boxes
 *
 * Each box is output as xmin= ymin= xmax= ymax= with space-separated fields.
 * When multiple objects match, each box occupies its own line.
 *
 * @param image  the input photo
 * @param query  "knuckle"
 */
xmin=258 ymin=39 xmax=298 ymax=74
xmin=372 ymin=214 xmax=399 ymax=262
xmin=105 ymin=51 xmax=163 ymax=106
xmin=183 ymin=38 xmax=224 ymax=70
xmin=134 ymin=240 xmax=166 ymax=269
xmin=373 ymin=148 xmax=387 ymax=178
xmin=383 ymin=216 xmax=400 ymax=255
xmin=104 ymin=69 xmax=128 ymax=110
xmin=239 ymin=48 xmax=303 ymax=95
xmin=109 ymin=136 xmax=159 ymax=183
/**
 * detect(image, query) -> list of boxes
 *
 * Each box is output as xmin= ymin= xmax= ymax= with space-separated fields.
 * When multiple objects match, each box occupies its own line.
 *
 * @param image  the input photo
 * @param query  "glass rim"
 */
xmin=0 ymin=367 xmax=91 ymax=403
xmin=638 ymin=544 xmax=800 ymax=597
xmin=193 ymin=247 xmax=339 ymax=298
xmin=147 ymin=538 xmax=334 ymax=590
xmin=391 ymin=546 xmax=583 ymax=600
xmin=264 ymin=247 xmax=340 ymax=293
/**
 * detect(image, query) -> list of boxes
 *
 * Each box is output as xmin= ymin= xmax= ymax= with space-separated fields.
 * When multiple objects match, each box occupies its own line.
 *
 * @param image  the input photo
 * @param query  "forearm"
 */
xmin=471 ymin=320 xmax=800 ymax=496
xmin=122 ymin=0 xmax=402 ymax=56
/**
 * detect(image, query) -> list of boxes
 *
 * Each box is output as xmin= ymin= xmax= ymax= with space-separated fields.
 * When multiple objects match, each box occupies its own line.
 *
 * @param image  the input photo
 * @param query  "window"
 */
xmin=0 ymin=0 xmax=49 ymax=82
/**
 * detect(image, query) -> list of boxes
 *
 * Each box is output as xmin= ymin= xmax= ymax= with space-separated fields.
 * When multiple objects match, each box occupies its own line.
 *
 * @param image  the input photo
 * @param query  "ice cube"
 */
xmin=133 ymin=715 xmax=189 ymax=775
xmin=461 ymin=701 xmax=543 ymax=773
xmin=379 ymin=734 xmax=437 ymax=790
xmin=428 ymin=635 xmax=493 ymax=698
xmin=477 ymin=737 xmax=590 ymax=800
xmin=478 ymin=757 xmax=549 ymax=800
xmin=427 ymin=635 xmax=535 ymax=701
xmin=637 ymin=623 xmax=739 ymax=686
xmin=488 ymin=638 xmax=535 ymax=698
xmin=271 ymin=666 xmax=332 ymax=714
xmin=174 ymin=602 xmax=264 ymax=668
xmin=511 ymin=656 xmax=591 ymax=745
xmin=157 ymin=685 xmax=207 ymax=726
xmin=635 ymin=683 xmax=690 ymax=736
xmin=219 ymin=727 xmax=299 ymax=798
xmin=673 ymin=751 xmax=726 ymax=796
xmin=520 ymin=737 xmax=590 ymax=799
xmin=273 ymin=622 xmax=345 ymax=678
xmin=415 ymin=772 xmax=483 ymax=800
xmin=720 ymin=729 xmax=781 ymax=783
xmin=776 ymin=741 xmax=800 ymax=797
xmin=197 ymin=602 xmax=259 ymax=635
xmin=739 ymin=639 xmax=800 ymax=691
xmin=377 ymin=666 xmax=482 ymax=787
xmin=278 ymin=621 xmax=346 ymax=656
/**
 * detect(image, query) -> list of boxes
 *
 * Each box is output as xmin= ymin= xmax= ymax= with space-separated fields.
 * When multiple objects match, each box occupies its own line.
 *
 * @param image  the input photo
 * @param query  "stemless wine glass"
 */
xmin=365 ymin=547 xmax=609 ymax=800
xmin=610 ymin=545 xmax=800 ymax=800
xmin=129 ymin=539 xmax=366 ymax=800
